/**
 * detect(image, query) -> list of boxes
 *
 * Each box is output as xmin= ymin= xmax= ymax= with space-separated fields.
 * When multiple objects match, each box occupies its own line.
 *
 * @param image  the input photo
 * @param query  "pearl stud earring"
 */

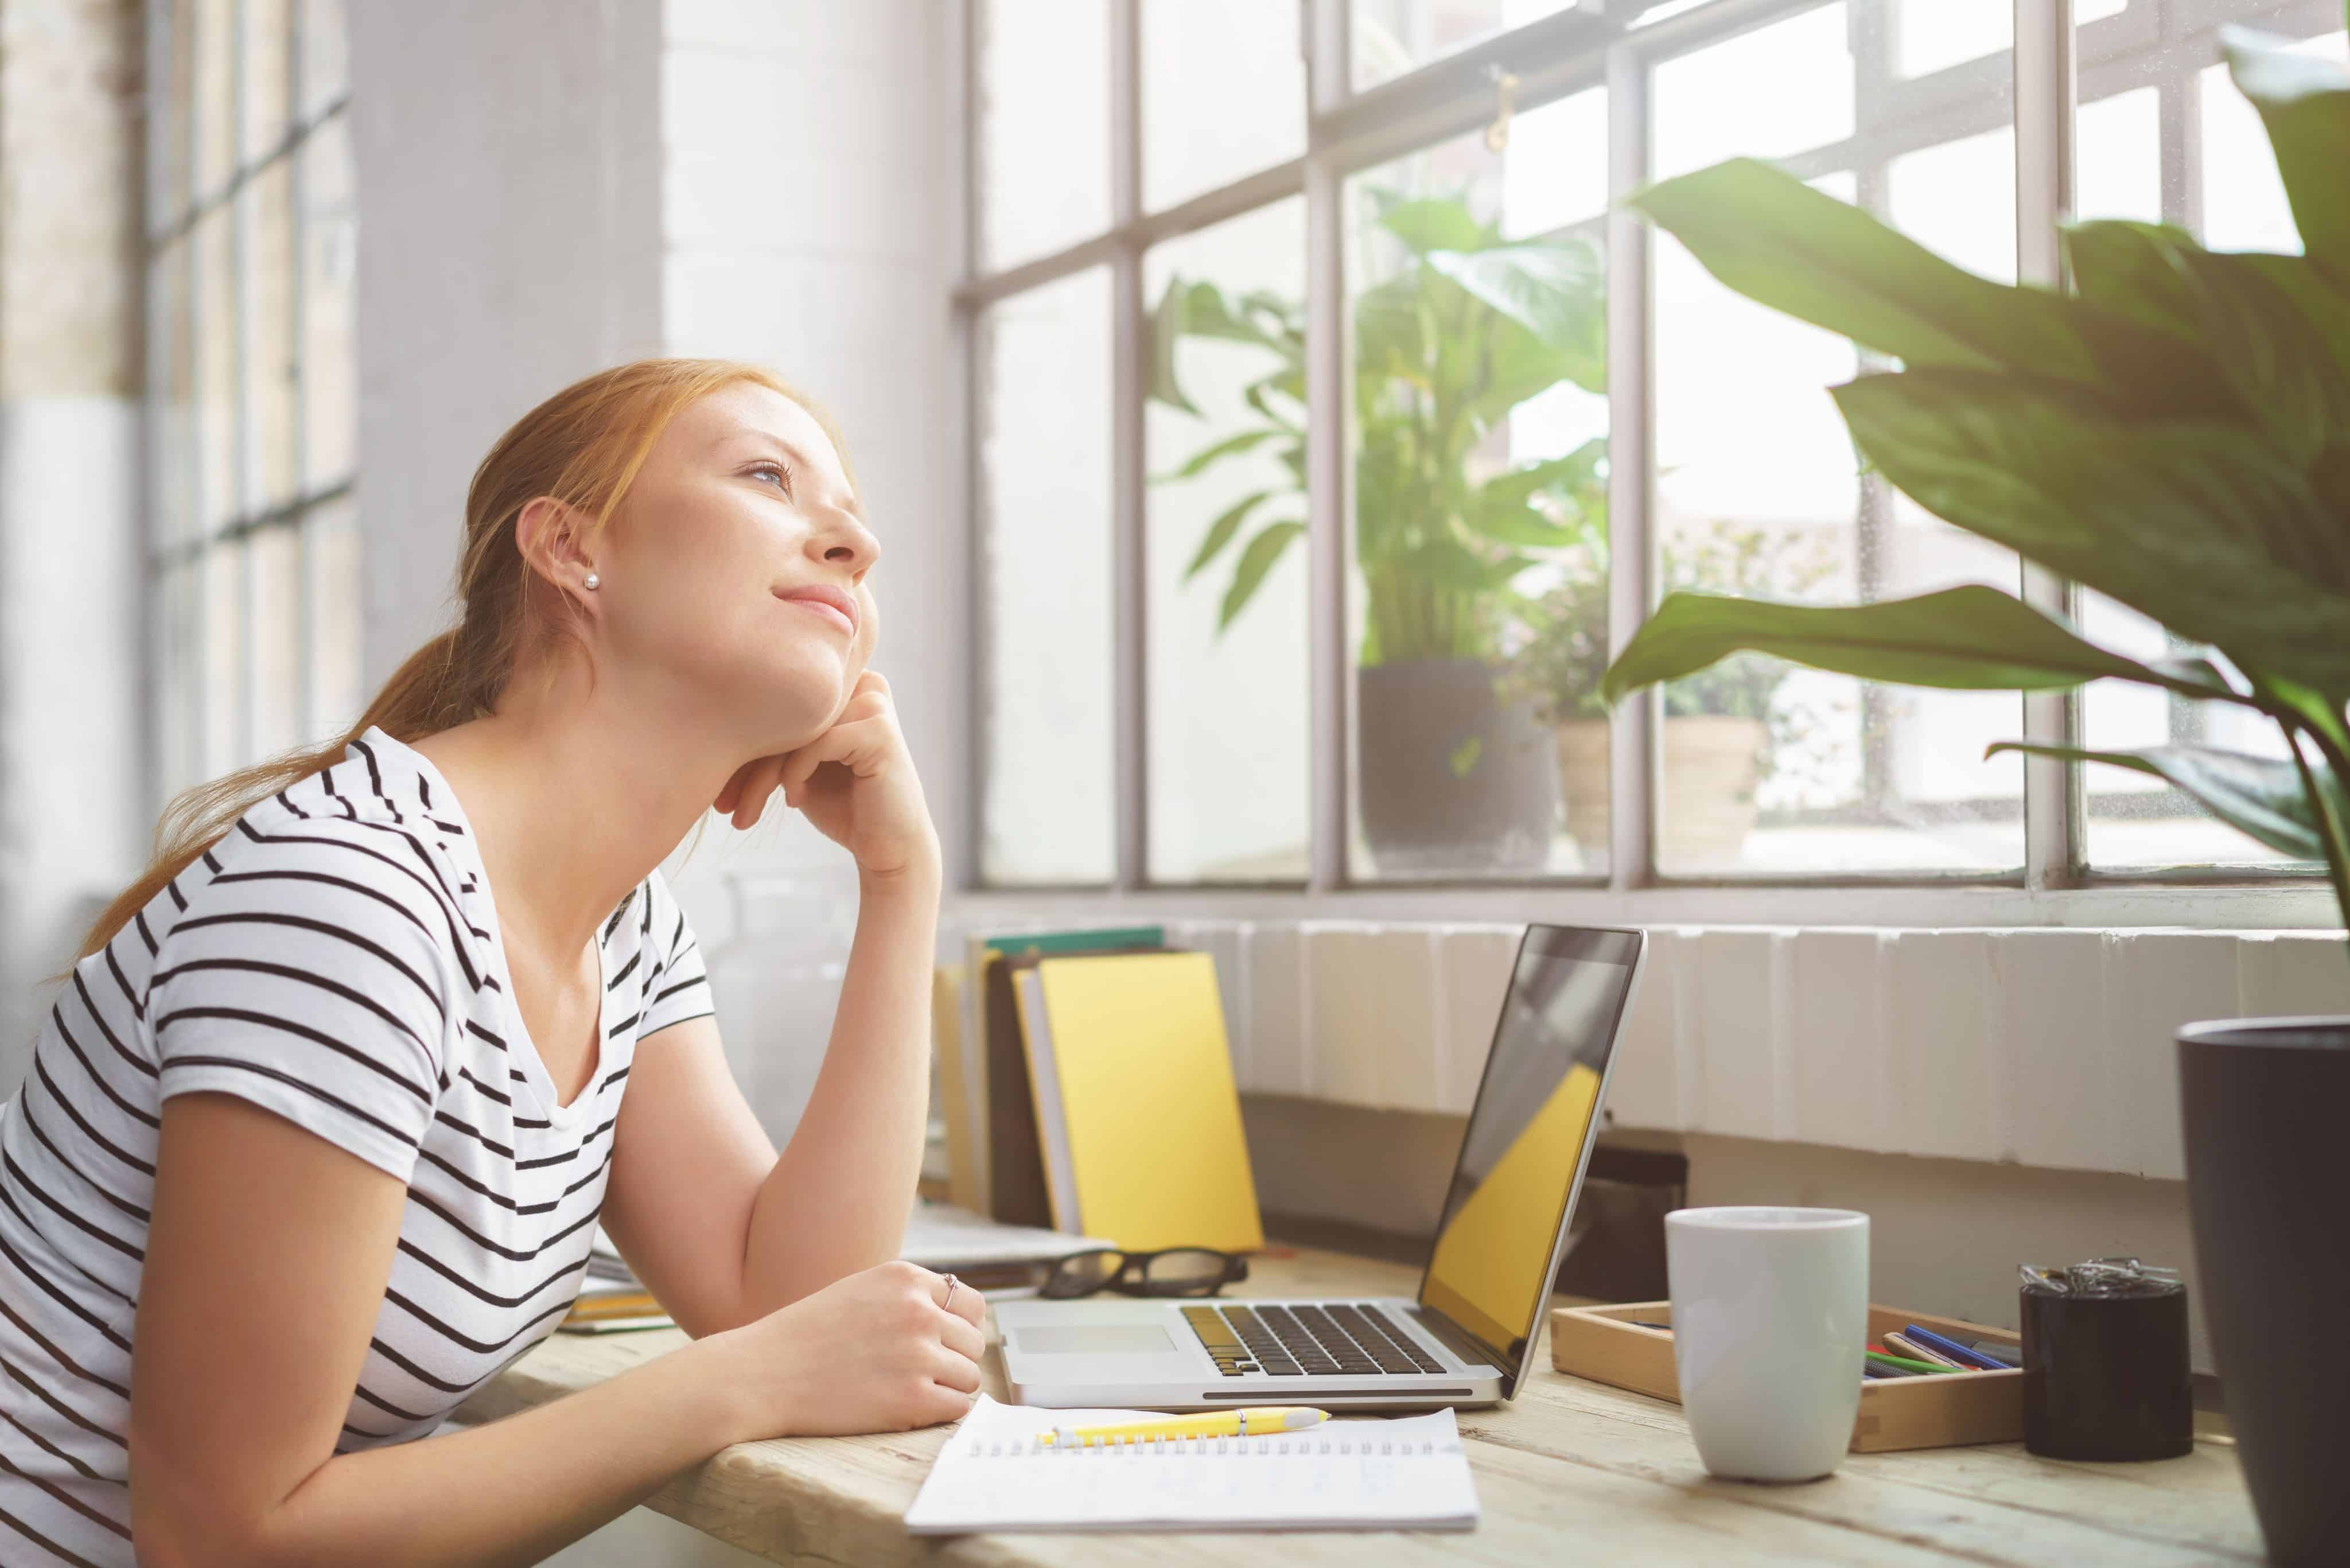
xmin=583 ymin=573 xmax=600 ymax=590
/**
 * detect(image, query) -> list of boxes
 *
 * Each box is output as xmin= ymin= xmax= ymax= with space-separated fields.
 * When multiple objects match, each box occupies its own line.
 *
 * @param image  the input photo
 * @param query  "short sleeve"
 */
xmin=149 ymin=824 xmax=455 ymax=1184
xmin=635 ymin=869 xmax=715 ymax=1040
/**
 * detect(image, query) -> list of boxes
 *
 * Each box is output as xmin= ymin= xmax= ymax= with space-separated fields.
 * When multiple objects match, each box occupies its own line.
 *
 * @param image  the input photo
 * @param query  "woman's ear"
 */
xmin=514 ymin=495 xmax=601 ymax=608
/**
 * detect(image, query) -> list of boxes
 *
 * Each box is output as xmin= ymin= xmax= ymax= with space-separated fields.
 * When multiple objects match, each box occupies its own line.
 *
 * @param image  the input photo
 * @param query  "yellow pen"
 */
xmin=1038 ymin=1407 xmax=1329 ymax=1448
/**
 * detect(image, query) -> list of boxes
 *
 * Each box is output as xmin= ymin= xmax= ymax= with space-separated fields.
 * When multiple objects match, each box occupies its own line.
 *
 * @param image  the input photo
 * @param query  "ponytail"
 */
xmin=71 ymin=631 xmax=464 ymax=962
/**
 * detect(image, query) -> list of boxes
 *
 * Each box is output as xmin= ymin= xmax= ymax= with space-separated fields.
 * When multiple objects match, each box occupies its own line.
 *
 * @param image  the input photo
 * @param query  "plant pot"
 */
xmin=2177 ymin=1018 xmax=2350 ymax=1567
xmin=1553 ymin=714 xmax=1765 ymax=866
xmin=1357 ymin=657 xmax=1557 ymax=875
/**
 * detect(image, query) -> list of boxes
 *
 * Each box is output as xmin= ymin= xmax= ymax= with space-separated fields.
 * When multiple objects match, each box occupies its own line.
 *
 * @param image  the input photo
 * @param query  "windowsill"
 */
xmin=947 ymin=874 xmax=2337 ymax=933
xmin=940 ymin=903 xmax=2350 ymax=1182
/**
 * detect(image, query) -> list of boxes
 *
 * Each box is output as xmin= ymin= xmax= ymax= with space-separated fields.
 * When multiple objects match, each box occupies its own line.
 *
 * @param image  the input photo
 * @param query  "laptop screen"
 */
xmin=1417 ymin=925 xmax=1643 ymax=1387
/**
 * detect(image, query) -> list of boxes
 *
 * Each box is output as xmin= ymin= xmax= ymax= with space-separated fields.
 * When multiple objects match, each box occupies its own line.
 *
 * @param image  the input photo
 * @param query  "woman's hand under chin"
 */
xmin=713 ymin=670 xmax=940 ymax=884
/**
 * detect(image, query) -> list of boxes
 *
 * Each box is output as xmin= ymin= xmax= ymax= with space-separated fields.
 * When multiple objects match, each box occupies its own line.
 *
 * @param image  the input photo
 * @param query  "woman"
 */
xmin=0 ymin=359 xmax=985 ymax=1566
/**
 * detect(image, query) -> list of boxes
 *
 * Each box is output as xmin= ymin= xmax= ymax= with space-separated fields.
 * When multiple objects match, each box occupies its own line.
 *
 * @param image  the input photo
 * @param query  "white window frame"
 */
xmin=952 ymin=0 xmax=2342 ymax=931
xmin=142 ymin=0 xmax=355 ymax=807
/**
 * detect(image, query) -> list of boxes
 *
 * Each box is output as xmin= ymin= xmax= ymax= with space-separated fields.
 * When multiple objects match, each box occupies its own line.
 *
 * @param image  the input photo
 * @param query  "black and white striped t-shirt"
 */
xmin=0 ymin=725 xmax=715 ymax=1566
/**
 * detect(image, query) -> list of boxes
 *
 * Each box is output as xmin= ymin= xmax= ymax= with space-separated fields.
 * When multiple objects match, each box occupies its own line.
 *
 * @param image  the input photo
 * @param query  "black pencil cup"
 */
xmin=2018 ymin=1259 xmax=2192 ymax=1461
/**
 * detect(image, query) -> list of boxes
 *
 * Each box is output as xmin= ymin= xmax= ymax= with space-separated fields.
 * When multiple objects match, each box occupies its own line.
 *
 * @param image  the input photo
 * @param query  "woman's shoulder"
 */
xmin=169 ymin=794 xmax=487 ymax=981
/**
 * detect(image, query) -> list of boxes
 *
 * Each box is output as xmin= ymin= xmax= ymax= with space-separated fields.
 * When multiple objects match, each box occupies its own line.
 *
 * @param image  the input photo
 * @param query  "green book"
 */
xmin=984 ymin=926 xmax=1163 ymax=956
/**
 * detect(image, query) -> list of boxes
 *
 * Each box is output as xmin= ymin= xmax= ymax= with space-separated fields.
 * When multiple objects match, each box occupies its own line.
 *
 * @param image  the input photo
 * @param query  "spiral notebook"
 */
xmin=904 ymin=1395 xmax=1480 ymax=1534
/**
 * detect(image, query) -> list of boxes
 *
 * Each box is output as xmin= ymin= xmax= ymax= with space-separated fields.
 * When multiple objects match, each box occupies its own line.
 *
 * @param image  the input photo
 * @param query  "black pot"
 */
xmin=2178 ymin=1018 xmax=2350 ymax=1566
xmin=1356 ymin=657 xmax=1557 ymax=875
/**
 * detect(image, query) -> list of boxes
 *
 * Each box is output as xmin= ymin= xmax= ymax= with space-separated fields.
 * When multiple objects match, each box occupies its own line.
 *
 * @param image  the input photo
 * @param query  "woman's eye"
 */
xmin=749 ymin=462 xmax=792 ymax=493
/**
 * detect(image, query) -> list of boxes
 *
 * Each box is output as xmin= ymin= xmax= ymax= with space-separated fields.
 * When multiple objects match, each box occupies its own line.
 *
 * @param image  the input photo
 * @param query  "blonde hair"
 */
xmin=76 ymin=356 xmax=843 ymax=960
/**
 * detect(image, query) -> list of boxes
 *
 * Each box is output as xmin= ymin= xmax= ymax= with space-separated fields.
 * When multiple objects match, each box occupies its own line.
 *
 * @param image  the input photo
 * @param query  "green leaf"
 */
xmin=1832 ymin=369 xmax=2350 ymax=695
xmin=1185 ymin=491 xmax=1271 ymax=582
xmin=1467 ymin=505 xmax=1590 ymax=550
xmin=2251 ymin=671 xmax=2350 ymax=758
xmin=1986 ymin=740 xmax=2323 ymax=861
xmin=1242 ymin=372 xmax=1304 ymax=428
xmin=1425 ymin=240 xmax=1606 ymax=355
xmin=2224 ymin=25 xmax=2350 ymax=273
xmin=1632 ymin=159 xmax=2232 ymax=418
xmin=1149 ymin=277 xmax=1303 ymax=417
xmin=1217 ymin=520 xmax=1305 ymax=632
xmin=1474 ymin=439 xmax=1607 ymax=515
xmin=2065 ymin=222 xmax=2350 ymax=465
xmin=1147 ymin=275 xmax=1201 ymax=415
xmin=1163 ymin=426 xmax=1285 ymax=481
xmin=1379 ymin=198 xmax=1490 ymax=256
xmin=1598 ymin=585 xmax=2252 ymax=708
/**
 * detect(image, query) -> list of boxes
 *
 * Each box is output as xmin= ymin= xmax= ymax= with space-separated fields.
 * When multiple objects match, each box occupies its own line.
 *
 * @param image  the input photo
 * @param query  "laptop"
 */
xmin=994 ymin=923 xmax=1647 ymax=1411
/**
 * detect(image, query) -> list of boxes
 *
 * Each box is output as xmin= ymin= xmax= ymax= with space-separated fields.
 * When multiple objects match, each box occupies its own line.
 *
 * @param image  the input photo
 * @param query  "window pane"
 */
xmin=300 ymin=0 xmax=348 ymax=119
xmin=195 ymin=205 xmax=239 ymax=530
xmin=157 ymin=0 xmax=196 ymax=226
xmin=301 ymin=115 xmax=357 ymax=485
xmin=1344 ymin=98 xmax=1610 ymax=880
xmin=1653 ymin=5 xmax=1853 ymax=180
xmin=2079 ymin=21 xmax=2344 ymax=871
xmin=976 ymin=0 xmax=1109 ymax=272
xmin=153 ymin=239 xmax=199 ymax=548
xmin=203 ymin=540 xmax=246 ymax=774
xmin=196 ymin=0 xmax=235 ymax=194
xmin=1142 ymin=0 xmax=1303 ymax=213
xmin=1351 ymin=0 xmax=1577 ymax=93
xmin=979 ymin=268 xmax=1114 ymax=884
xmin=159 ymin=563 xmax=204 ymax=799
xmin=1896 ymin=0 xmax=2125 ymax=76
xmin=250 ymin=163 xmax=299 ymax=511
xmin=2075 ymin=84 xmax=2160 ymax=224
xmin=1652 ymin=2 xmax=2024 ymax=875
xmin=251 ymin=523 xmax=303 ymax=759
xmin=1145 ymin=197 xmax=1309 ymax=884
xmin=1893 ymin=0 xmax=2006 ymax=79
xmin=244 ymin=0 xmax=290 ymax=157
xmin=2199 ymin=29 xmax=2348 ymax=255
xmin=2080 ymin=599 xmax=2293 ymax=868
xmin=305 ymin=497 xmax=363 ymax=740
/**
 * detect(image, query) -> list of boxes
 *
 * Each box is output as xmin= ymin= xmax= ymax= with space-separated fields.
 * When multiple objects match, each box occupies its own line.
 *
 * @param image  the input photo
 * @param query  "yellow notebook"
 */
xmin=1020 ymin=951 xmax=1262 ymax=1253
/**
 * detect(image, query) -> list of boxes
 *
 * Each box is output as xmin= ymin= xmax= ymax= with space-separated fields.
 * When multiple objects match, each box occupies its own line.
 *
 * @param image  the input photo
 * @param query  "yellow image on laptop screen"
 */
xmin=1419 ymin=948 xmax=1625 ymax=1362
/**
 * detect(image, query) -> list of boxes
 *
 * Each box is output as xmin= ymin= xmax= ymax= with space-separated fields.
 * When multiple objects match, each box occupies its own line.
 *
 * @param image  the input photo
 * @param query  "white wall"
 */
xmin=657 ymin=0 xmax=964 ymax=1136
xmin=0 ymin=0 xmax=145 ymax=1090
xmin=349 ymin=0 xmax=667 ymax=679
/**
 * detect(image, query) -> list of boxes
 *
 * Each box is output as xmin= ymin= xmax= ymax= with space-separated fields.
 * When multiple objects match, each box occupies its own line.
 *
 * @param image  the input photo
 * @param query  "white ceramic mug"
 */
xmin=1666 ymin=1206 xmax=1869 ymax=1483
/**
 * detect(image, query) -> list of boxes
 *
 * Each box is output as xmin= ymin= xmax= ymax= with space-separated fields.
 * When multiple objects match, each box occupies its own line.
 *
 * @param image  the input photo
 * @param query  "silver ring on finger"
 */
xmin=940 ymin=1272 xmax=962 ymax=1317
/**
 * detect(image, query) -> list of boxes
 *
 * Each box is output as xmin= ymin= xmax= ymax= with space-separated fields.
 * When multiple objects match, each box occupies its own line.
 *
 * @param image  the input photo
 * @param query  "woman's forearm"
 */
xmin=740 ymin=861 xmax=941 ymax=1313
xmin=239 ymin=1330 xmax=753 ymax=1568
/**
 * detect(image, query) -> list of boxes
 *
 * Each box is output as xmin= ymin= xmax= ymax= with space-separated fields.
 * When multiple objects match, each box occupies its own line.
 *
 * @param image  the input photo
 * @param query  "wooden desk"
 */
xmin=460 ymin=1247 xmax=2260 ymax=1565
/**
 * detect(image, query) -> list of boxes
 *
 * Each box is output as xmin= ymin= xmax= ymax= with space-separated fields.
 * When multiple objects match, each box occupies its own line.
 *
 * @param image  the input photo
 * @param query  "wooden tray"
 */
xmin=1548 ymin=1301 xmax=2022 ymax=1452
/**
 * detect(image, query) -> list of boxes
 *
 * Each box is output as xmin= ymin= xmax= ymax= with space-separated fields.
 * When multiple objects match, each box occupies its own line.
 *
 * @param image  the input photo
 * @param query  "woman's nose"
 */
xmin=811 ymin=502 xmax=880 ymax=575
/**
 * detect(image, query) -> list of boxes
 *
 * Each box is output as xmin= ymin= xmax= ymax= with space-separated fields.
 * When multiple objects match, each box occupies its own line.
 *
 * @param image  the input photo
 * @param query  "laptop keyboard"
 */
xmin=1180 ymin=1302 xmax=1447 ymax=1378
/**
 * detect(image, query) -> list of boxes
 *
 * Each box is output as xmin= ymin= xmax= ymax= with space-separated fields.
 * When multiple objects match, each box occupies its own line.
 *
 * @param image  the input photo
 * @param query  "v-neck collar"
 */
xmin=350 ymin=726 xmax=612 ymax=1127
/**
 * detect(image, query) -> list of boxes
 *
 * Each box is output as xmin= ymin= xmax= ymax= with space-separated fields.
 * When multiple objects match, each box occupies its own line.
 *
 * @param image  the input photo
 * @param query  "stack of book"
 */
xmin=942 ymin=927 xmax=1263 ymax=1254
xmin=561 ymin=1231 xmax=672 ymax=1334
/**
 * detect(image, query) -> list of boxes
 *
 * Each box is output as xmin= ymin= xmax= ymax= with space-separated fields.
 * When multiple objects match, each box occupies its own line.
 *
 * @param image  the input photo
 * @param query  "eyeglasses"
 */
xmin=1040 ymin=1247 xmax=1250 ymax=1300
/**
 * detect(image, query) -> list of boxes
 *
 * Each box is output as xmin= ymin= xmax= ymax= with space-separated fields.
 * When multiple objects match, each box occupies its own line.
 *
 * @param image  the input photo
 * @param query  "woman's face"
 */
xmin=597 ymin=382 xmax=880 ymax=753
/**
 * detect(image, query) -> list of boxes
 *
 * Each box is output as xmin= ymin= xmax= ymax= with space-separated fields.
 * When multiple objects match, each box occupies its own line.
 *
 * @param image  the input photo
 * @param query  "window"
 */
xmin=2073 ymin=0 xmax=2344 ymax=871
xmin=146 ymin=0 xmax=358 ymax=803
xmin=961 ymin=0 xmax=2329 ymax=893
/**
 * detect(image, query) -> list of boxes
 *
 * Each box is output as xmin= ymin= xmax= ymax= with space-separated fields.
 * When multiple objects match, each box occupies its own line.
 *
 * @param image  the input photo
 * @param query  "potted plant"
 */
xmin=1150 ymin=192 xmax=1607 ymax=873
xmin=1598 ymin=25 xmax=2350 ymax=1562
xmin=1512 ymin=524 xmax=1827 ymax=864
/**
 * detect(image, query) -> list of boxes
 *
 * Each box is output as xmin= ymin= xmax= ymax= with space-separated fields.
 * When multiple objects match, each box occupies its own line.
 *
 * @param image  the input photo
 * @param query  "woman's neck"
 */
xmin=409 ymin=682 xmax=742 ymax=966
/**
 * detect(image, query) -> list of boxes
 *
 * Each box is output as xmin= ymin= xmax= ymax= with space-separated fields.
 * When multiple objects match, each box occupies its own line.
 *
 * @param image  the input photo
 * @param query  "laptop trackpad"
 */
xmin=1016 ymin=1325 xmax=1177 ymax=1355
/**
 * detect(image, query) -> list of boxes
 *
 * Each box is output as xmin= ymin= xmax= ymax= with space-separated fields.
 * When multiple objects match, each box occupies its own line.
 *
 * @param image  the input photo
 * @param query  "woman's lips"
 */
xmin=775 ymin=587 xmax=860 ymax=639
